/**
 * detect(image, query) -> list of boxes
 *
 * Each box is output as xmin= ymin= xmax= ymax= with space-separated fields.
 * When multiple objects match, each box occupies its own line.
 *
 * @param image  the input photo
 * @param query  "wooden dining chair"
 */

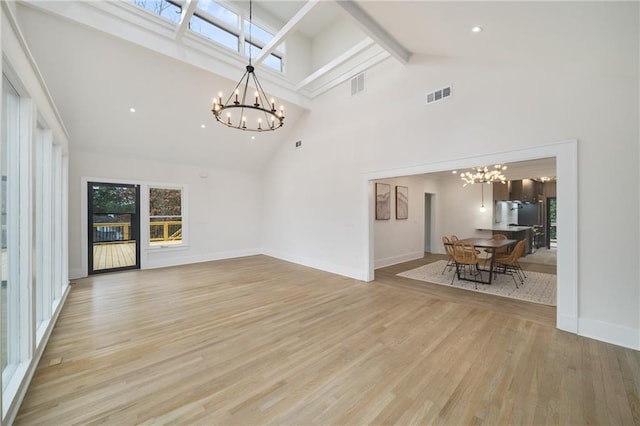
xmin=451 ymin=241 xmax=482 ymax=288
xmin=442 ymin=236 xmax=455 ymax=274
xmin=494 ymin=240 xmax=526 ymax=287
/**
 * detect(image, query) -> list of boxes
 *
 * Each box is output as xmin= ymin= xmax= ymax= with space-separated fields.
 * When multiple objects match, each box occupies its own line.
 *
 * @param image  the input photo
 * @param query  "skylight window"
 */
xmin=190 ymin=14 xmax=239 ymax=51
xmin=130 ymin=0 xmax=181 ymax=23
xmin=244 ymin=42 xmax=283 ymax=72
xmin=263 ymin=53 xmax=283 ymax=72
xmin=197 ymin=0 xmax=238 ymax=28
xmin=244 ymin=21 xmax=273 ymax=46
xmin=130 ymin=0 xmax=285 ymax=73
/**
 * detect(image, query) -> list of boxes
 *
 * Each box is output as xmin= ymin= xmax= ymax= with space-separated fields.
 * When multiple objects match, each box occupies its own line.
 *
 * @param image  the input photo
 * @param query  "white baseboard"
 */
xmin=374 ymin=251 xmax=424 ymax=269
xmin=263 ymin=249 xmax=368 ymax=281
xmin=578 ymin=318 xmax=640 ymax=351
xmin=557 ymin=313 xmax=578 ymax=334
xmin=144 ymin=248 xmax=262 ymax=269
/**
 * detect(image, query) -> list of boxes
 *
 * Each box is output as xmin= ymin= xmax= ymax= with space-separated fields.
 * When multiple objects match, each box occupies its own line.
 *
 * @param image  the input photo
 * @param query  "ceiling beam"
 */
xmin=175 ymin=0 xmax=199 ymax=40
xmin=254 ymin=0 xmax=320 ymax=66
xmin=335 ymin=1 xmax=411 ymax=64
xmin=296 ymin=38 xmax=374 ymax=90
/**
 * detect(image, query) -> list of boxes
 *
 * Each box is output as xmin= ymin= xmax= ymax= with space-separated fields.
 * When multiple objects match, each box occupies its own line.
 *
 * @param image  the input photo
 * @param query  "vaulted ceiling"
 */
xmin=13 ymin=1 xmax=636 ymax=172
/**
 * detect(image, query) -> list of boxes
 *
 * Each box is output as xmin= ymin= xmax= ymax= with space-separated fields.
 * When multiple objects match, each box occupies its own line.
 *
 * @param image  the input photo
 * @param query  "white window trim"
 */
xmin=147 ymin=184 xmax=188 ymax=250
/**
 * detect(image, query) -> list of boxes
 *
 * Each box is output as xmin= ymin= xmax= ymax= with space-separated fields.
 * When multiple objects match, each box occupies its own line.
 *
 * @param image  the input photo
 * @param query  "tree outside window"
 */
xmin=149 ymin=188 xmax=183 ymax=245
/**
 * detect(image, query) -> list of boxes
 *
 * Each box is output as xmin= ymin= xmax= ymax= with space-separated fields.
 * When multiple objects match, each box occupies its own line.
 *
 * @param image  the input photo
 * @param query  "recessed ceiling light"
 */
xmin=471 ymin=26 xmax=483 ymax=33
xmin=200 ymin=124 xmax=206 ymax=128
xmin=251 ymin=136 xmax=256 ymax=140
xmin=129 ymin=107 xmax=136 ymax=113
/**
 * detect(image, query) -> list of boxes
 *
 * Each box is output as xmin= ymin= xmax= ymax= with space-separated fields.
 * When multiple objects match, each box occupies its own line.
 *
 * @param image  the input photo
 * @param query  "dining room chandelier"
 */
xmin=460 ymin=164 xmax=508 ymax=186
xmin=211 ymin=0 xmax=284 ymax=132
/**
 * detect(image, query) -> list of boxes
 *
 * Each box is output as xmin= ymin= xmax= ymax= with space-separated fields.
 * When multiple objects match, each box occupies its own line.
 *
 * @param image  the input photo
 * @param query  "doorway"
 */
xmin=424 ymin=193 xmax=433 ymax=252
xmin=88 ymin=182 xmax=140 ymax=274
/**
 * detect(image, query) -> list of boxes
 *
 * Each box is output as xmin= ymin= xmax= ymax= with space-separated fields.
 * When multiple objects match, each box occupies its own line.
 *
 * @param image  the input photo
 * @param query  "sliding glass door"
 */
xmin=88 ymin=182 xmax=140 ymax=274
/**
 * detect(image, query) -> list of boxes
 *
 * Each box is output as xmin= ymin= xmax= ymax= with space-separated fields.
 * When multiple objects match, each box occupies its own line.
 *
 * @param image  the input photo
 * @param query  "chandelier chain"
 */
xmin=248 ymin=0 xmax=252 ymax=66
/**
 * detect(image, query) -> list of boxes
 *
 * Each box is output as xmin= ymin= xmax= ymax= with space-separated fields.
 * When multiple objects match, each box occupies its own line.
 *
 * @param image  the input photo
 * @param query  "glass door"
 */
xmin=88 ymin=182 xmax=140 ymax=274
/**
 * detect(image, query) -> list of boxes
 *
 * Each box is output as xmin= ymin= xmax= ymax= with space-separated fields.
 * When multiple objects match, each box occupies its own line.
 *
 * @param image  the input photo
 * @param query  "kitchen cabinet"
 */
xmin=492 ymin=181 xmax=509 ymax=201
xmin=510 ymin=179 xmax=541 ymax=203
xmin=543 ymin=181 xmax=557 ymax=198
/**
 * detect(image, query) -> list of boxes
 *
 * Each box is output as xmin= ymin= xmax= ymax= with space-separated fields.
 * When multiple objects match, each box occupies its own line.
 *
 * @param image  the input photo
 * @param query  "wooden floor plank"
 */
xmin=14 ymin=254 xmax=640 ymax=425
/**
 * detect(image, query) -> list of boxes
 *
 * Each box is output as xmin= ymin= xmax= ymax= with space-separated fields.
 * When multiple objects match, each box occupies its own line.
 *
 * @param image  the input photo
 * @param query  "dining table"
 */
xmin=454 ymin=237 xmax=517 ymax=284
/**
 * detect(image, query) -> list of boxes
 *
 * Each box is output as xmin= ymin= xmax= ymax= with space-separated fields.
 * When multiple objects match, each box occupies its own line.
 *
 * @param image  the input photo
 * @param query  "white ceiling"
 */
xmin=13 ymin=1 xmax=636 ymax=172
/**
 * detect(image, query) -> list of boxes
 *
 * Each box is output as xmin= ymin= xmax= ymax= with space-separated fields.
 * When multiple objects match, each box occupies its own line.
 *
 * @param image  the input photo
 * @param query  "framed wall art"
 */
xmin=396 ymin=186 xmax=408 ymax=219
xmin=375 ymin=183 xmax=391 ymax=220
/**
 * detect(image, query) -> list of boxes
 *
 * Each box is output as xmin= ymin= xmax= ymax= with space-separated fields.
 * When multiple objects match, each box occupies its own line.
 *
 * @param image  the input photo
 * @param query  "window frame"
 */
xmin=147 ymin=185 xmax=187 ymax=249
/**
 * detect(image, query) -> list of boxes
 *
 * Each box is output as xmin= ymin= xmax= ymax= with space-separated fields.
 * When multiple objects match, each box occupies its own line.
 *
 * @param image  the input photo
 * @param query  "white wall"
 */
xmin=437 ymin=179 xmax=493 ymax=243
xmin=373 ymin=176 xmax=428 ymax=268
xmin=68 ymin=150 xmax=263 ymax=278
xmin=263 ymin=51 xmax=639 ymax=349
xmin=310 ymin=17 xmax=367 ymax=70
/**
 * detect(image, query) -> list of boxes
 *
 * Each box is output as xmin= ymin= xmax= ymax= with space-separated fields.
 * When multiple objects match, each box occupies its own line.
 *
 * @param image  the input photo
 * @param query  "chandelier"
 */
xmin=460 ymin=164 xmax=508 ymax=186
xmin=211 ymin=0 xmax=284 ymax=132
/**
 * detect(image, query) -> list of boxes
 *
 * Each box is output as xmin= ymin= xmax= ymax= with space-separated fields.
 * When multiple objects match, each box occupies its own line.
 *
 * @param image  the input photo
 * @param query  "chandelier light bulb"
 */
xmin=461 ymin=164 xmax=508 ymax=186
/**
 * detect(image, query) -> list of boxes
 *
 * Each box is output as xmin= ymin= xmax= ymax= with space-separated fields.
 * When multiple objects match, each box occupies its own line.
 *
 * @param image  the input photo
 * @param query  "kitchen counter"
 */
xmin=476 ymin=226 xmax=534 ymax=254
xmin=476 ymin=226 xmax=533 ymax=232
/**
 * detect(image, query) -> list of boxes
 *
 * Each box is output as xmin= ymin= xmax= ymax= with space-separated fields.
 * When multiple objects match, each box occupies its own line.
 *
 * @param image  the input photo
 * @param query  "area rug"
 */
xmin=397 ymin=260 xmax=556 ymax=306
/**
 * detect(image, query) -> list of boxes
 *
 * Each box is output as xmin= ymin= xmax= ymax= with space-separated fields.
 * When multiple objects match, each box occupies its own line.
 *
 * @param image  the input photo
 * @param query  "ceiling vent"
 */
xmin=425 ymin=85 xmax=452 ymax=105
xmin=351 ymin=73 xmax=365 ymax=96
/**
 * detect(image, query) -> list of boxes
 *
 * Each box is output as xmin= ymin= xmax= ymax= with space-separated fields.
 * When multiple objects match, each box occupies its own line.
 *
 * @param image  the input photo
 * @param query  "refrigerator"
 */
xmin=517 ymin=203 xmax=541 ymax=226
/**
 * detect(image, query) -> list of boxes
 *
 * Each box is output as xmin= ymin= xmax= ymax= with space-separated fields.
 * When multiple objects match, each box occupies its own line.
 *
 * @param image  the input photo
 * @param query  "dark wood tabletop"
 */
xmin=459 ymin=238 xmax=517 ymax=249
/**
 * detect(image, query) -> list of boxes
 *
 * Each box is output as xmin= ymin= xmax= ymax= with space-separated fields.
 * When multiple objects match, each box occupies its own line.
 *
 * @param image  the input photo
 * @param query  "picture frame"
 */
xmin=396 ymin=186 xmax=408 ymax=219
xmin=375 ymin=183 xmax=391 ymax=220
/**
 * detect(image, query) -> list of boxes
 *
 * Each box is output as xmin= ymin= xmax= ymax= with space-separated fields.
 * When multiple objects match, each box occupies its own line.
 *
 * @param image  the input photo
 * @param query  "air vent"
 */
xmin=425 ymin=85 xmax=452 ymax=105
xmin=351 ymin=73 xmax=365 ymax=96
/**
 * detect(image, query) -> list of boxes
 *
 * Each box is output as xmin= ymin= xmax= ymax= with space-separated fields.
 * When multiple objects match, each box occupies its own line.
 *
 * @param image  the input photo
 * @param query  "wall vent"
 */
xmin=425 ymin=85 xmax=452 ymax=105
xmin=351 ymin=73 xmax=365 ymax=96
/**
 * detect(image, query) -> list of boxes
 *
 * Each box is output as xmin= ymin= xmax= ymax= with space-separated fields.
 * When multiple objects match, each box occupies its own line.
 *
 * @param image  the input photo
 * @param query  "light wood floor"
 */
xmin=15 ymin=255 xmax=640 ymax=425
xmin=92 ymin=241 xmax=137 ymax=271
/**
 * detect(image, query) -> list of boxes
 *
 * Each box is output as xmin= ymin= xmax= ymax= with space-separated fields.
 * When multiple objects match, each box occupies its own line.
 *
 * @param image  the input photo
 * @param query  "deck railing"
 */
xmin=93 ymin=218 xmax=182 ymax=243
xmin=149 ymin=220 xmax=182 ymax=242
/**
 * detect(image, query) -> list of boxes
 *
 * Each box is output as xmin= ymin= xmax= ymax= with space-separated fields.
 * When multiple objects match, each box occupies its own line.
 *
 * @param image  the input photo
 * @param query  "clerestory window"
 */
xmin=130 ymin=0 xmax=285 ymax=72
xmin=131 ymin=0 xmax=182 ymax=23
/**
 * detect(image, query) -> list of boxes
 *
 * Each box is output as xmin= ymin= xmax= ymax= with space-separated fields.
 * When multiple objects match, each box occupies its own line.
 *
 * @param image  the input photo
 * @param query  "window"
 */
xmin=243 ymin=20 xmax=284 ymax=72
xmin=2 ymin=75 xmax=21 ymax=389
xmin=190 ymin=14 xmax=239 ymax=51
xmin=263 ymin=53 xmax=283 ymax=72
xmin=244 ymin=41 xmax=283 ymax=72
xmin=244 ymin=21 xmax=274 ymax=46
xmin=149 ymin=187 xmax=183 ymax=246
xmin=34 ymin=126 xmax=49 ymax=331
xmin=197 ymin=0 xmax=238 ymax=27
xmin=130 ymin=0 xmax=182 ymax=23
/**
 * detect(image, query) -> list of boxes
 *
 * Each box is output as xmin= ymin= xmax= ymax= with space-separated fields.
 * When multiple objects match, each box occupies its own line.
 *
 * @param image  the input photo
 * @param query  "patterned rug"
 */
xmin=397 ymin=260 xmax=556 ymax=306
